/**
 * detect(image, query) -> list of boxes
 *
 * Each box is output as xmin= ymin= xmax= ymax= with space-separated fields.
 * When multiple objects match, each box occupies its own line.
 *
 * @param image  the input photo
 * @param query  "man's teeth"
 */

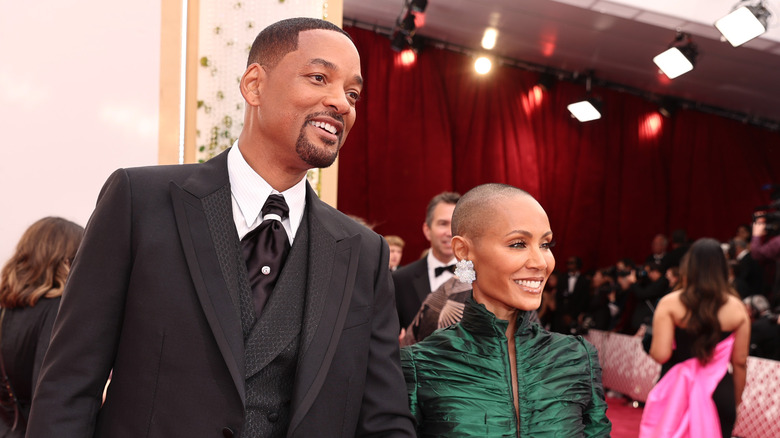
xmin=309 ymin=121 xmax=337 ymax=135
xmin=515 ymin=280 xmax=542 ymax=289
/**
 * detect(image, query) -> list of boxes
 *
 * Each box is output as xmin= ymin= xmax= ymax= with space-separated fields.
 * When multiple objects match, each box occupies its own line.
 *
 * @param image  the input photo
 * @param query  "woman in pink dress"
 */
xmin=640 ymin=238 xmax=750 ymax=438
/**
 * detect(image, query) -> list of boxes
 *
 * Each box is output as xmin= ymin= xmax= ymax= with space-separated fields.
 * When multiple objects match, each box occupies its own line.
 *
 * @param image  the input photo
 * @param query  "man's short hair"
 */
xmin=744 ymin=294 xmax=769 ymax=315
xmin=247 ymin=17 xmax=352 ymax=68
xmin=425 ymin=192 xmax=461 ymax=227
xmin=385 ymin=235 xmax=405 ymax=248
xmin=451 ymin=184 xmax=531 ymax=239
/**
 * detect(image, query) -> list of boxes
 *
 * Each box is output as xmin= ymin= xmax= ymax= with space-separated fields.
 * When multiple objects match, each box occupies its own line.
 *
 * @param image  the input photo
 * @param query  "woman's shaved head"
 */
xmin=451 ymin=183 xmax=536 ymax=240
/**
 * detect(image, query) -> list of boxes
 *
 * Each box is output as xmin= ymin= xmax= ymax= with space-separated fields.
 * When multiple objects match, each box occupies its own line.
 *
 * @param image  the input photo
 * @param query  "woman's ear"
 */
xmin=240 ymin=63 xmax=265 ymax=106
xmin=452 ymin=235 xmax=470 ymax=261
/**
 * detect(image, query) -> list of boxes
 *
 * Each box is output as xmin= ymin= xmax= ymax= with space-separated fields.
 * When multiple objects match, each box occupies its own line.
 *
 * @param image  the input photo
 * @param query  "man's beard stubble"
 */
xmin=296 ymin=113 xmax=343 ymax=168
xmin=295 ymin=133 xmax=339 ymax=168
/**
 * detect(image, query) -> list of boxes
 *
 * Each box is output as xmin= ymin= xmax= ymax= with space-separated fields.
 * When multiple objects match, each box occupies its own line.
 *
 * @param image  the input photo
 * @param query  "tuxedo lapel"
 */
xmin=288 ymin=185 xmax=362 ymax=434
xmin=170 ymin=150 xmax=246 ymax=403
xmin=412 ymin=261 xmax=431 ymax=302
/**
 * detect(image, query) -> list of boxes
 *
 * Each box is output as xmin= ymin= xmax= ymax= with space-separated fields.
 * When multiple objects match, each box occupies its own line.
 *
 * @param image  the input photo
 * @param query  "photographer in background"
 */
xmin=628 ymin=263 xmax=669 ymax=335
xmin=730 ymin=238 xmax=765 ymax=298
xmin=751 ymin=185 xmax=780 ymax=305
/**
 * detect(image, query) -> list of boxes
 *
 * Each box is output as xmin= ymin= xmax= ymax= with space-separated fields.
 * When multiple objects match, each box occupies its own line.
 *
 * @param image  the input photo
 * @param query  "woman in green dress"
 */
xmin=401 ymin=183 xmax=611 ymax=437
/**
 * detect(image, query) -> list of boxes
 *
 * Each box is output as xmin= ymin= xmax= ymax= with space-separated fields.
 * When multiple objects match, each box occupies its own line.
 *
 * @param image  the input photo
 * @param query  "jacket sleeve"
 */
xmin=581 ymin=339 xmax=612 ymax=437
xmin=31 ymin=298 xmax=61 ymax=402
xmin=354 ymin=237 xmax=416 ymax=437
xmin=27 ymin=169 xmax=133 ymax=437
xmin=750 ymin=234 xmax=780 ymax=261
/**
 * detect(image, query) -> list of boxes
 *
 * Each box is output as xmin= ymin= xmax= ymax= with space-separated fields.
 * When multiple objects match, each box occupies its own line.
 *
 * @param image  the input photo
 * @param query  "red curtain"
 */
xmin=339 ymin=26 xmax=780 ymax=270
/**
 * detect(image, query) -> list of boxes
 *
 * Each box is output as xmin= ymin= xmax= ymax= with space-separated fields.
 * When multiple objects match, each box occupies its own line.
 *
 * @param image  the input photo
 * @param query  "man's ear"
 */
xmin=452 ymin=236 xmax=470 ymax=261
xmin=422 ymin=222 xmax=432 ymax=243
xmin=240 ymin=63 xmax=265 ymax=106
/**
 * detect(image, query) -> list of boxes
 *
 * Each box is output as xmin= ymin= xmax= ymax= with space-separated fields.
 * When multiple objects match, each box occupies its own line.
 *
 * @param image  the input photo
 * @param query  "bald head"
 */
xmin=452 ymin=183 xmax=536 ymax=240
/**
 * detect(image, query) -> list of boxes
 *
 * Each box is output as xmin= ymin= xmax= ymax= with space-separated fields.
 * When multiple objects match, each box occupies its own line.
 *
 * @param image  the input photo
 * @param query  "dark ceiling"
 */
xmin=343 ymin=0 xmax=780 ymax=130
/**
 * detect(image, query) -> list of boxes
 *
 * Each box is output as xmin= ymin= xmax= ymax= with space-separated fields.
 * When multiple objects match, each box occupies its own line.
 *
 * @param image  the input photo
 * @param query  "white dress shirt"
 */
xmin=227 ymin=141 xmax=307 ymax=243
xmin=427 ymin=252 xmax=457 ymax=293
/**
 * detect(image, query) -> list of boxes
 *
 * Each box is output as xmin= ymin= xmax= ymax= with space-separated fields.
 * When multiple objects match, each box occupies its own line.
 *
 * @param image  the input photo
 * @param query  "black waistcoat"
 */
xmin=238 ymin=208 xmax=309 ymax=438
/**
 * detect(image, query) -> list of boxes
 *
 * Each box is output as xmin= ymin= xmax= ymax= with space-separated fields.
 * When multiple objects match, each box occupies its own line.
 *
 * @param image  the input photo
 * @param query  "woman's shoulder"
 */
xmin=522 ymin=327 xmax=599 ymax=365
xmin=719 ymin=293 xmax=749 ymax=330
xmin=658 ymin=289 xmax=683 ymax=305
xmin=656 ymin=290 xmax=686 ymax=316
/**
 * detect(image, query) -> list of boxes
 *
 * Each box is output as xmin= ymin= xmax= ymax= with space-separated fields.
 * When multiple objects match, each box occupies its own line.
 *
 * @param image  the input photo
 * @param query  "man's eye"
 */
xmin=312 ymin=74 xmax=325 ymax=82
xmin=347 ymin=91 xmax=361 ymax=103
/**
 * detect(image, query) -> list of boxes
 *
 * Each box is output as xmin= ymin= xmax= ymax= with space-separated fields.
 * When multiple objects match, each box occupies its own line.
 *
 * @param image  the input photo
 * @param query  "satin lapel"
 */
xmin=170 ymin=150 xmax=245 ymax=403
xmin=412 ymin=261 xmax=431 ymax=302
xmin=288 ymin=186 xmax=362 ymax=434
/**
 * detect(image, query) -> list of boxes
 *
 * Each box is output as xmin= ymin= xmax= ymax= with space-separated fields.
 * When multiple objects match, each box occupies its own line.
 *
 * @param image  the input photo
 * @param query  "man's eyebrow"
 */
xmin=308 ymin=58 xmax=363 ymax=87
xmin=309 ymin=58 xmax=337 ymax=70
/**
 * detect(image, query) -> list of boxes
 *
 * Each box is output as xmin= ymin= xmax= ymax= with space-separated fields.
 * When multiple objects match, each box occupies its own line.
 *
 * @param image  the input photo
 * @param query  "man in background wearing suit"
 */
xmin=553 ymin=255 xmax=590 ymax=334
xmin=393 ymin=192 xmax=460 ymax=329
xmin=26 ymin=18 xmax=414 ymax=438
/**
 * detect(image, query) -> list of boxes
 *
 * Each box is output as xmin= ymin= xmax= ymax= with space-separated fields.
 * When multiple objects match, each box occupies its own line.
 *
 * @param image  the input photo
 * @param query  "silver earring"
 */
xmin=454 ymin=260 xmax=476 ymax=284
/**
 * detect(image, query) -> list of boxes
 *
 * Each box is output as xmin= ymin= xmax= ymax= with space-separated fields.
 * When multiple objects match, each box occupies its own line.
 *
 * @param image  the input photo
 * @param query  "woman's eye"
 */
xmin=541 ymin=240 xmax=556 ymax=250
xmin=510 ymin=241 xmax=527 ymax=249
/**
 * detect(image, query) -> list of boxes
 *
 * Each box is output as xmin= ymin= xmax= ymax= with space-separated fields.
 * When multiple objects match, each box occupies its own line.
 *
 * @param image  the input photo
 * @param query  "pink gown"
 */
xmin=639 ymin=333 xmax=735 ymax=438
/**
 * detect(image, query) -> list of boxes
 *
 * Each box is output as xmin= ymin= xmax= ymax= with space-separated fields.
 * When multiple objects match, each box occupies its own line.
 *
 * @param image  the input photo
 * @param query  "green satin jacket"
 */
xmin=401 ymin=297 xmax=611 ymax=437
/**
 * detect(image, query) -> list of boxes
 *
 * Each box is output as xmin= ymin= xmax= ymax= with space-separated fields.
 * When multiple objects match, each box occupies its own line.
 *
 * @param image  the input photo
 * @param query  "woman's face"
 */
xmin=465 ymin=195 xmax=555 ymax=319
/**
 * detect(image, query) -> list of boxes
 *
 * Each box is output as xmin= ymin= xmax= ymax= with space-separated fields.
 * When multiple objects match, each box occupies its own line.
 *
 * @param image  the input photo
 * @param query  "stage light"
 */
xmin=399 ymin=49 xmax=417 ymax=66
xmin=658 ymin=97 xmax=679 ymax=118
xmin=715 ymin=1 xmax=771 ymax=47
xmin=568 ymin=74 xmax=601 ymax=122
xmin=567 ymin=99 xmax=601 ymax=122
xmin=410 ymin=0 xmax=428 ymax=13
xmin=399 ymin=13 xmax=416 ymax=35
xmin=536 ymin=72 xmax=555 ymax=92
xmin=481 ymin=28 xmax=498 ymax=50
xmin=390 ymin=32 xmax=408 ymax=52
xmin=474 ymin=56 xmax=492 ymax=74
xmin=653 ymin=32 xmax=698 ymax=79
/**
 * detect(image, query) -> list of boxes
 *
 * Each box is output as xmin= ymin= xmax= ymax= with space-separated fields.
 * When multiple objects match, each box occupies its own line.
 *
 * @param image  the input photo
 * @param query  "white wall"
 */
xmin=0 ymin=1 xmax=161 ymax=263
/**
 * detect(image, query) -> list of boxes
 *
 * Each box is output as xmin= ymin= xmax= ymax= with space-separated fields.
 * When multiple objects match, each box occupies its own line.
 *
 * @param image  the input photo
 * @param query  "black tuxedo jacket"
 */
xmin=392 ymin=258 xmax=431 ymax=329
xmin=26 ymin=150 xmax=414 ymax=438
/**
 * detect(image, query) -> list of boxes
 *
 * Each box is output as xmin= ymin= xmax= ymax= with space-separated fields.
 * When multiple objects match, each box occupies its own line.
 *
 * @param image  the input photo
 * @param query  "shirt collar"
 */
xmin=427 ymin=251 xmax=456 ymax=270
xmin=228 ymin=141 xmax=306 ymax=239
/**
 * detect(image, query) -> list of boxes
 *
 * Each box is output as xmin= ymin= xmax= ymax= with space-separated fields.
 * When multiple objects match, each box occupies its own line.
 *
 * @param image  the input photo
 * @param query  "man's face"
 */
xmin=254 ymin=29 xmax=363 ymax=172
xmin=566 ymin=257 xmax=578 ymax=273
xmin=423 ymin=202 xmax=456 ymax=263
xmin=389 ymin=244 xmax=403 ymax=269
xmin=652 ymin=235 xmax=667 ymax=254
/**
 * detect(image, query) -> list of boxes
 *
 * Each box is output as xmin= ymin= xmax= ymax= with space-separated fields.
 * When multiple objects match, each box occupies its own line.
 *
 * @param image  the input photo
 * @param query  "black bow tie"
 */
xmin=435 ymin=264 xmax=456 ymax=277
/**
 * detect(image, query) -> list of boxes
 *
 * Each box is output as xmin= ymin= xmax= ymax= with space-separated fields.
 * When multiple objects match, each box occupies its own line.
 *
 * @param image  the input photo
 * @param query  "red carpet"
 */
xmin=606 ymin=394 xmax=644 ymax=438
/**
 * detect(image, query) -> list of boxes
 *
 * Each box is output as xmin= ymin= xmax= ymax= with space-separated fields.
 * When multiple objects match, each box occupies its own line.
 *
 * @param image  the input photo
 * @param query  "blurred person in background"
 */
xmin=641 ymin=238 xmax=750 ymax=438
xmin=742 ymin=294 xmax=779 ymax=360
xmin=385 ymin=235 xmax=405 ymax=272
xmin=393 ymin=192 xmax=460 ymax=329
xmin=0 ymin=217 xmax=84 ymax=438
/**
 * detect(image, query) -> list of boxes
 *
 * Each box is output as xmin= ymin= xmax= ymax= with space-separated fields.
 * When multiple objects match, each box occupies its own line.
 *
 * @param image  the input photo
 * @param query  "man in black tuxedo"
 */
xmin=26 ymin=18 xmax=414 ymax=438
xmin=393 ymin=192 xmax=460 ymax=329
xmin=731 ymin=238 xmax=765 ymax=298
xmin=553 ymin=256 xmax=590 ymax=334
xmin=644 ymin=233 xmax=669 ymax=271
